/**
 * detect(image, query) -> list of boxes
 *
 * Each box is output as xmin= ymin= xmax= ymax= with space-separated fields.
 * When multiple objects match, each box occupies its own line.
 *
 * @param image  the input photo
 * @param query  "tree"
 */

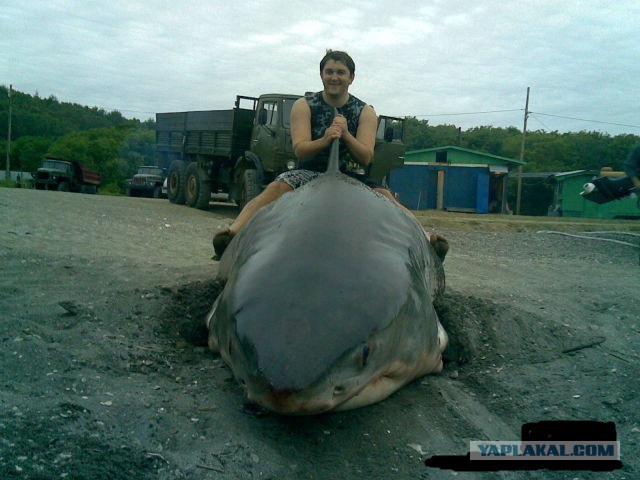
xmin=46 ymin=126 xmax=155 ymax=190
xmin=9 ymin=136 xmax=56 ymax=172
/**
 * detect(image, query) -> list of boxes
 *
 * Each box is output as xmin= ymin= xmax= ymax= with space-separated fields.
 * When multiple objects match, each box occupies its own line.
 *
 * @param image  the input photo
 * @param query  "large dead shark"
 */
xmin=206 ymin=141 xmax=448 ymax=414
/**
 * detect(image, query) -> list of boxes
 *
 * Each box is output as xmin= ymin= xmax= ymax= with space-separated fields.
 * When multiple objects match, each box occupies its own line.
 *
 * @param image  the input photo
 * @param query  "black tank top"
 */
xmin=298 ymin=91 xmax=367 ymax=172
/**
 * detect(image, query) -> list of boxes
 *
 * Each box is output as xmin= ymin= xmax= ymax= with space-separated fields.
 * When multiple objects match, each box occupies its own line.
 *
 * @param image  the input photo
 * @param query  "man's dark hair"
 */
xmin=320 ymin=50 xmax=355 ymax=75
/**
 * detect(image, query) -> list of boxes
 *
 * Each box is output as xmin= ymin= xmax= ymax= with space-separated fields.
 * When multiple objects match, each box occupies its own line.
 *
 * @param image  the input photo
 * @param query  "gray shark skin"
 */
xmin=206 ymin=171 xmax=448 ymax=414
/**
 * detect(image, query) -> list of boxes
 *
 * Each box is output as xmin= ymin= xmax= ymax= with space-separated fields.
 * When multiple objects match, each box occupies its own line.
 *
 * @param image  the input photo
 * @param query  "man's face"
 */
xmin=321 ymin=60 xmax=354 ymax=97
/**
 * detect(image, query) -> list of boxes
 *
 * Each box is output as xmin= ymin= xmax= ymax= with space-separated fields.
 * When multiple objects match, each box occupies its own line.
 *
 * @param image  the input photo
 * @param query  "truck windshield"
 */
xmin=283 ymin=98 xmax=296 ymax=128
xmin=376 ymin=117 xmax=404 ymax=142
xmin=42 ymin=160 xmax=71 ymax=172
xmin=138 ymin=167 xmax=164 ymax=176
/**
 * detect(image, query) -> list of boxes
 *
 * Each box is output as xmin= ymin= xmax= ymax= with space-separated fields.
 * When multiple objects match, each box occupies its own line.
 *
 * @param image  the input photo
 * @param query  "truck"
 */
xmin=156 ymin=93 xmax=406 ymax=210
xmin=125 ymin=165 xmax=166 ymax=198
xmin=33 ymin=157 xmax=101 ymax=193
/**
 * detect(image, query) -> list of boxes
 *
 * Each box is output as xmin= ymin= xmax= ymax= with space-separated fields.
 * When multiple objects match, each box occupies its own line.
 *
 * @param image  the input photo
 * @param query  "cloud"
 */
xmin=1 ymin=0 xmax=639 ymax=133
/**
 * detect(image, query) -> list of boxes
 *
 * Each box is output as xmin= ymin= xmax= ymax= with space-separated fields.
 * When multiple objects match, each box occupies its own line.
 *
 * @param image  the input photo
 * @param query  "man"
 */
xmin=213 ymin=50 xmax=447 ymax=260
xmin=624 ymin=144 xmax=640 ymax=190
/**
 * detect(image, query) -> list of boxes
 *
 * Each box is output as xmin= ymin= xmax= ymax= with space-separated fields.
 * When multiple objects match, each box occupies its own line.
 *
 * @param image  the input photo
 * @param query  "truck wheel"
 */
xmin=153 ymin=186 xmax=162 ymax=198
xmin=185 ymin=163 xmax=212 ymax=210
xmin=239 ymin=169 xmax=260 ymax=210
xmin=58 ymin=182 xmax=70 ymax=192
xmin=167 ymin=160 xmax=186 ymax=204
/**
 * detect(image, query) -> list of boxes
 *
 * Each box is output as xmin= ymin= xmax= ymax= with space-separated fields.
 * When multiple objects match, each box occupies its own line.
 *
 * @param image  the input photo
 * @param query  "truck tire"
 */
xmin=167 ymin=160 xmax=186 ymax=204
xmin=239 ymin=169 xmax=260 ymax=210
xmin=185 ymin=163 xmax=212 ymax=210
xmin=153 ymin=186 xmax=162 ymax=198
xmin=58 ymin=182 xmax=70 ymax=192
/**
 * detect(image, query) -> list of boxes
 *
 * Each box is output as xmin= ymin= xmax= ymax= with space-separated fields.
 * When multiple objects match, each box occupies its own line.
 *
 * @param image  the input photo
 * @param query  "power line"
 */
xmin=409 ymin=107 xmax=640 ymax=132
xmin=412 ymin=109 xmax=522 ymax=117
xmin=528 ymin=112 xmax=552 ymax=131
xmin=528 ymin=112 xmax=640 ymax=130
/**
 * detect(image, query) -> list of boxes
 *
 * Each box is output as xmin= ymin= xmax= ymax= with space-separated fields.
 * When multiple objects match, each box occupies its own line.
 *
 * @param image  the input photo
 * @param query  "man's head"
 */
xmin=320 ymin=50 xmax=355 ymax=99
xmin=320 ymin=50 xmax=355 ymax=75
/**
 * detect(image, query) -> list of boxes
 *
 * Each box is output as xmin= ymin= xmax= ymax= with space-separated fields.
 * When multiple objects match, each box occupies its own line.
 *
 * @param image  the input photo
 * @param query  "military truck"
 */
xmin=125 ymin=165 xmax=166 ymax=198
xmin=156 ymin=93 xmax=405 ymax=210
xmin=33 ymin=157 xmax=101 ymax=193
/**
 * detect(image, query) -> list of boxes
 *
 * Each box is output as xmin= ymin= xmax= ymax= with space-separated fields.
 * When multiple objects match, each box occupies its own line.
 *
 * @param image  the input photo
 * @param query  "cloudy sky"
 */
xmin=2 ymin=0 xmax=639 ymax=135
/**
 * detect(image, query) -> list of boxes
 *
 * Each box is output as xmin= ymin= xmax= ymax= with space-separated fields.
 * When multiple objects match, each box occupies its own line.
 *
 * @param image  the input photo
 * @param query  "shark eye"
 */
xmin=361 ymin=344 xmax=370 ymax=368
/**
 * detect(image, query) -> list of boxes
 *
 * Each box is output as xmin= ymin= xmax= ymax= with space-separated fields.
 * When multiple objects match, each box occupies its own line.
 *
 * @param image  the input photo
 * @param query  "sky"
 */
xmin=2 ymin=0 xmax=639 ymax=135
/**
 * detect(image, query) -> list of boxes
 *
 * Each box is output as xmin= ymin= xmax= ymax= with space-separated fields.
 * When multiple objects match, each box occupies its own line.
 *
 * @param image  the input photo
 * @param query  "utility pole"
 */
xmin=5 ymin=84 xmax=12 ymax=180
xmin=515 ymin=86 xmax=530 ymax=216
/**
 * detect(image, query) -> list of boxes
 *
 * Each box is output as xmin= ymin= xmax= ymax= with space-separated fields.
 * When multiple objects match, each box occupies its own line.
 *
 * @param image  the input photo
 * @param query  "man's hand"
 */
xmin=323 ymin=123 xmax=343 ymax=143
xmin=331 ymin=114 xmax=348 ymax=133
xmin=323 ymin=114 xmax=347 ymax=143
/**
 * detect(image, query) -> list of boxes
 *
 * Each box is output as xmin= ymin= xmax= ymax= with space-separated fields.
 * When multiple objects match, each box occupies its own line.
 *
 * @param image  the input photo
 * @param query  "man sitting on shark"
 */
xmin=213 ymin=49 xmax=448 ymax=261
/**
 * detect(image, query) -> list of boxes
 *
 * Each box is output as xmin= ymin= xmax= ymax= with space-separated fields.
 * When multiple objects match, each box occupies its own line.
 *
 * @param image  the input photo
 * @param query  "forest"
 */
xmin=1 ymin=85 xmax=639 ymax=211
xmin=0 ymin=86 xmax=155 ymax=193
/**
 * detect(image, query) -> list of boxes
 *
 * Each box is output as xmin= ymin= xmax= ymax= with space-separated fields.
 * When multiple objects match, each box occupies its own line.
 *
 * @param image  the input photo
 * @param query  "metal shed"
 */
xmin=389 ymin=146 xmax=524 ymax=213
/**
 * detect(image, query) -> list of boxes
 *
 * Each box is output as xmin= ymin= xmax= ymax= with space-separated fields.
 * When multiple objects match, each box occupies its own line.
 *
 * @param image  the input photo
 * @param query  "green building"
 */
xmin=405 ymin=145 xmax=525 ymax=169
xmin=550 ymin=170 xmax=640 ymax=219
xmin=390 ymin=146 xmax=524 ymax=213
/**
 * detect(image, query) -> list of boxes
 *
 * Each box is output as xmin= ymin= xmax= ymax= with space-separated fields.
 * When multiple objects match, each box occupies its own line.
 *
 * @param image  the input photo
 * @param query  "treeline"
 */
xmin=2 ymin=86 xmax=639 ymax=200
xmin=0 ymin=86 xmax=155 ymax=191
xmin=404 ymin=117 xmax=640 ymax=172
xmin=403 ymin=118 xmax=639 ymax=215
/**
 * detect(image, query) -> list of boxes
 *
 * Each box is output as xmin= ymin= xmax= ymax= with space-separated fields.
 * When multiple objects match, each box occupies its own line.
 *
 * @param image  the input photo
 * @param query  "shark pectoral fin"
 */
xmin=206 ymin=296 xmax=221 ymax=353
xmin=437 ymin=321 xmax=449 ymax=353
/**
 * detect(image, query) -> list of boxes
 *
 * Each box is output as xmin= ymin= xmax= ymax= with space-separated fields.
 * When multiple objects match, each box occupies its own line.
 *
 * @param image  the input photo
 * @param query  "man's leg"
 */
xmin=231 ymin=181 xmax=293 ymax=234
xmin=213 ymin=181 xmax=293 ymax=258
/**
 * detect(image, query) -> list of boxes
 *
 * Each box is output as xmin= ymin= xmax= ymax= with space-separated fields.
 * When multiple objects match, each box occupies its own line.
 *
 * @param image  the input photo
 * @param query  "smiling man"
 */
xmin=213 ymin=50 xmax=447 ymax=261
xmin=213 ymin=50 xmax=382 ymax=259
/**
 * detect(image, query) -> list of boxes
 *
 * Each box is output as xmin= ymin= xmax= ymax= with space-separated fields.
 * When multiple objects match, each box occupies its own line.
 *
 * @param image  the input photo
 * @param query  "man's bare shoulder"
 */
xmin=359 ymin=104 xmax=377 ymax=126
xmin=293 ymin=97 xmax=310 ymax=110
xmin=362 ymin=104 xmax=377 ymax=119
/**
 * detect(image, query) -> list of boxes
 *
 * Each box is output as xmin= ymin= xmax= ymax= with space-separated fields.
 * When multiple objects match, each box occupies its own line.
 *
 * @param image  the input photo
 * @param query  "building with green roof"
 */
xmin=389 ymin=146 xmax=524 ymax=213
xmin=549 ymin=170 xmax=640 ymax=219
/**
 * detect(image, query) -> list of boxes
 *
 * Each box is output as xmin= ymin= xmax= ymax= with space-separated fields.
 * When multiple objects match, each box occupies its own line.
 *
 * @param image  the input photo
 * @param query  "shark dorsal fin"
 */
xmin=326 ymin=108 xmax=340 ymax=174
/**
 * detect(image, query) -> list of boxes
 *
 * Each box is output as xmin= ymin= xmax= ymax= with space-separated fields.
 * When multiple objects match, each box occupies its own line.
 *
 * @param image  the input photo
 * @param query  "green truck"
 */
xmin=33 ymin=157 xmax=101 ymax=193
xmin=125 ymin=165 xmax=166 ymax=198
xmin=156 ymin=93 xmax=406 ymax=210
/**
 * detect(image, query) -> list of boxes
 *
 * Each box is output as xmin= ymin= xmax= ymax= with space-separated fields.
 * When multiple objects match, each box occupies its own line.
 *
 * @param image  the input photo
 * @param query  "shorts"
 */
xmin=274 ymin=169 xmax=384 ymax=190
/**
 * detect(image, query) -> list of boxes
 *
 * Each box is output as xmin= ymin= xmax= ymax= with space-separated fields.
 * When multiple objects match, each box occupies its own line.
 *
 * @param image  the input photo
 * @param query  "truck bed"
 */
xmin=78 ymin=165 xmax=101 ymax=185
xmin=156 ymin=108 xmax=255 ymax=159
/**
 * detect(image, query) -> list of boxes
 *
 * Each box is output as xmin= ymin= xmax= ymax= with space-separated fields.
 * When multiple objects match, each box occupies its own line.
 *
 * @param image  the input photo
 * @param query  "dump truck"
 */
xmin=156 ymin=93 xmax=405 ymax=210
xmin=33 ymin=157 xmax=101 ymax=193
xmin=125 ymin=165 xmax=166 ymax=198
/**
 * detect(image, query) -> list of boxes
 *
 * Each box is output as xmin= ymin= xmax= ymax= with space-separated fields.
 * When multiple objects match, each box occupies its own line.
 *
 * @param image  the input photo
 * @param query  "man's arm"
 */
xmin=624 ymin=145 xmax=640 ymax=189
xmin=335 ymin=105 xmax=377 ymax=167
xmin=291 ymin=99 xmax=377 ymax=165
xmin=290 ymin=98 xmax=340 ymax=159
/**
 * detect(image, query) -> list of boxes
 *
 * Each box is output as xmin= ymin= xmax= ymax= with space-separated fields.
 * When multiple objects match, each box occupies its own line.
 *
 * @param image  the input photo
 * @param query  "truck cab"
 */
xmin=35 ymin=158 xmax=73 ymax=189
xmin=249 ymin=94 xmax=299 ymax=175
xmin=125 ymin=166 xmax=167 ymax=198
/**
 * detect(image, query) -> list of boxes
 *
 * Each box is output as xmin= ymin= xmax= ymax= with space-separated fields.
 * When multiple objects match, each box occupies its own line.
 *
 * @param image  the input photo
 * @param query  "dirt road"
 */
xmin=1 ymin=187 xmax=638 ymax=479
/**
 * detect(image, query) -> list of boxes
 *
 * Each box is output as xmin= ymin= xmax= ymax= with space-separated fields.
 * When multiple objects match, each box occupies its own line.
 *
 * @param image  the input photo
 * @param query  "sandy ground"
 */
xmin=1 ymin=187 xmax=639 ymax=480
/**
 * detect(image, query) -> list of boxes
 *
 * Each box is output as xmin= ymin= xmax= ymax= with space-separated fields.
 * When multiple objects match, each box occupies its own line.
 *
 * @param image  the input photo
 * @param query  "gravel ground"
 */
xmin=1 ymin=187 xmax=639 ymax=479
